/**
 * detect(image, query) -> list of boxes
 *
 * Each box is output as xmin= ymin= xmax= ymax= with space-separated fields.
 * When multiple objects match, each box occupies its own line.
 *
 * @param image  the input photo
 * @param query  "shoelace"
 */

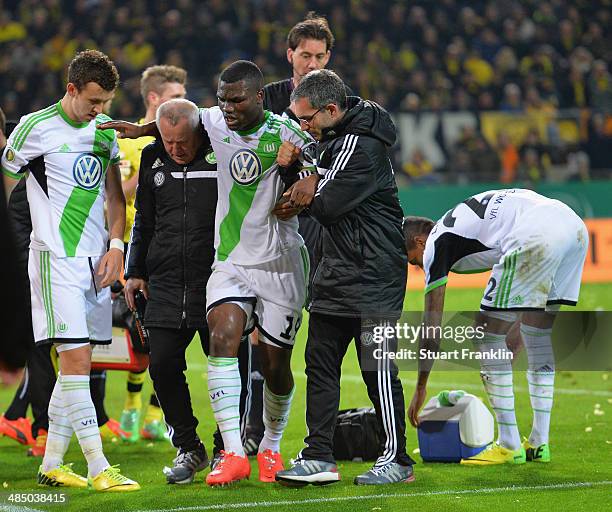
xmin=289 ymin=457 xmax=305 ymax=466
xmin=175 ymin=450 xmax=202 ymax=468
xmin=214 ymin=450 xmax=230 ymax=471
xmin=58 ymin=463 xmax=79 ymax=475
xmin=371 ymin=464 xmax=393 ymax=476
xmin=102 ymin=465 xmax=129 ymax=483
xmin=261 ymin=452 xmax=277 ymax=470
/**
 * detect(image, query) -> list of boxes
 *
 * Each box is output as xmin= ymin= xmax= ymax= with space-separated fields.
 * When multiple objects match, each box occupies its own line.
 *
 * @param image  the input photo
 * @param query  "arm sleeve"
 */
xmin=424 ymin=232 xmax=488 ymax=293
xmin=307 ymin=135 xmax=378 ymax=226
xmin=423 ymin=236 xmax=450 ymax=294
xmin=110 ymin=132 xmax=120 ymax=165
xmin=278 ymin=119 xmax=317 ymax=188
xmin=124 ymin=158 xmax=155 ymax=280
xmin=1 ymin=115 xmax=43 ymax=180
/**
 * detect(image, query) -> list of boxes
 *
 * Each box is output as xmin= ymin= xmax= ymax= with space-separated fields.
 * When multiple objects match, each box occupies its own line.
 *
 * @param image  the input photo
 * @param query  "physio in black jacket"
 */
xmin=275 ymin=70 xmax=415 ymax=487
xmin=124 ymin=99 xmax=249 ymax=484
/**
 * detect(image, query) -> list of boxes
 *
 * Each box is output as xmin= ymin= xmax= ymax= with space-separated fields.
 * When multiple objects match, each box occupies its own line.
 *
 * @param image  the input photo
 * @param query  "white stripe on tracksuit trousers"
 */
xmin=300 ymin=313 xmax=412 ymax=467
xmin=376 ymin=331 xmax=398 ymax=467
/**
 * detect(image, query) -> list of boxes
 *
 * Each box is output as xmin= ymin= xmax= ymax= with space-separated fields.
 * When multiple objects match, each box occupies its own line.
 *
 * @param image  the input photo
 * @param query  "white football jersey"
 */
xmin=200 ymin=107 xmax=315 ymax=265
xmin=1 ymin=102 xmax=120 ymax=257
xmin=423 ymin=189 xmax=559 ymax=292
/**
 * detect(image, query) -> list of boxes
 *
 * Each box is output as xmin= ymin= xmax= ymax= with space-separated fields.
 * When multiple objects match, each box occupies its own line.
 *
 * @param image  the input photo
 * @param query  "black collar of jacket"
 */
xmin=153 ymin=138 xmax=215 ymax=170
xmin=319 ymin=96 xmax=396 ymax=147
xmin=320 ymin=96 xmax=362 ymax=142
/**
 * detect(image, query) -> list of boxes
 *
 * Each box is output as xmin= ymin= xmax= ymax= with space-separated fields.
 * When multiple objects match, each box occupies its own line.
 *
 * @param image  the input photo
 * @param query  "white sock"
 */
xmin=208 ymin=356 xmax=244 ymax=457
xmin=61 ymin=375 xmax=109 ymax=477
xmin=477 ymin=332 xmax=521 ymax=450
xmin=521 ymin=324 xmax=555 ymax=446
xmin=41 ymin=376 xmax=73 ymax=472
xmin=258 ymin=383 xmax=294 ymax=454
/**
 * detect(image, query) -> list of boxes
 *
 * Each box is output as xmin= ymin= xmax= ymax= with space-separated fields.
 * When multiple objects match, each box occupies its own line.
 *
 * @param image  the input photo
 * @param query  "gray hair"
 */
xmin=155 ymin=98 xmax=200 ymax=131
xmin=290 ymin=69 xmax=347 ymax=110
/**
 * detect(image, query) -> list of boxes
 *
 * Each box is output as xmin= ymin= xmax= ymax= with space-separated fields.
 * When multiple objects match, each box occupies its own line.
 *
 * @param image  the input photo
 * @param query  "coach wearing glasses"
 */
xmin=274 ymin=70 xmax=415 ymax=487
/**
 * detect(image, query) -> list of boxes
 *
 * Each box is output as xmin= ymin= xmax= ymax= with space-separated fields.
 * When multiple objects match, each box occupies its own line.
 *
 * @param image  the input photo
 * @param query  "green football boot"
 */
xmin=119 ymin=409 xmax=141 ymax=443
xmin=523 ymin=439 xmax=551 ymax=463
xmin=141 ymin=420 xmax=169 ymax=441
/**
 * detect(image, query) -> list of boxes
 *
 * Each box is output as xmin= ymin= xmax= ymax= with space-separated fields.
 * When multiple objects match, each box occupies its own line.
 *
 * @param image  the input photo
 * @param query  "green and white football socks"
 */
xmin=521 ymin=324 xmax=555 ymax=448
xmin=476 ymin=332 xmax=521 ymax=451
xmin=208 ymin=356 xmax=244 ymax=456
xmin=42 ymin=376 xmax=73 ymax=472
xmin=258 ymin=384 xmax=294 ymax=454
xmin=61 ymin=375 xmax=109 ymax=477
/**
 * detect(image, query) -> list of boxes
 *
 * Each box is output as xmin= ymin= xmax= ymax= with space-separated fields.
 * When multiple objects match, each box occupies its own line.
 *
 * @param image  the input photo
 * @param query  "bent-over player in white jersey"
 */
xmin=403 ymin=189 xmax=588 ymax=465
xmin=1 ymin=50 xmax=139 ymax=491
xmin=99 ymin=60 xmax=315 ymax=486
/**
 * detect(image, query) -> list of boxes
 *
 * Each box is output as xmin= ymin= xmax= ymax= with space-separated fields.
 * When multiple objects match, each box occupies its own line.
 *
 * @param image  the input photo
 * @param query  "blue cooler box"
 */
xmin=417 ymin=393 xmax=493 ymax=462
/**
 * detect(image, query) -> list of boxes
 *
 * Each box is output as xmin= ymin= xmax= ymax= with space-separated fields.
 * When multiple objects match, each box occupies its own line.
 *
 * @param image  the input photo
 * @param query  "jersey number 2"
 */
xmin=443 ymin=193 xmax=495 ymax=227
xmin=484 ymin=277 xmax=497 ymax=302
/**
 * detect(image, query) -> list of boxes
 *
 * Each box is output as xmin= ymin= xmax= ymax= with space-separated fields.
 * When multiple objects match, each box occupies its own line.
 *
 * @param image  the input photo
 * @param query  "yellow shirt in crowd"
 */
xmin=117 ymin=119 xmax=154 ymax=243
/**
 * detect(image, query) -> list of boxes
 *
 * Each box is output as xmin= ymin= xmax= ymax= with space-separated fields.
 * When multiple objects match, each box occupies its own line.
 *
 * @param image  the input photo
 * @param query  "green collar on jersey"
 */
xmin=56 ymin=101 xmax=89 ymax=129
xmin=236 ymin=110 xmax=271 ymax=136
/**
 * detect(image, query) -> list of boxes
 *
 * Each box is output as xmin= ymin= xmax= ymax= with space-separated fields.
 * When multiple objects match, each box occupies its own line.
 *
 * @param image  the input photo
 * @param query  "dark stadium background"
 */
xmin=1 ymin=0 xmax=611 ymax=189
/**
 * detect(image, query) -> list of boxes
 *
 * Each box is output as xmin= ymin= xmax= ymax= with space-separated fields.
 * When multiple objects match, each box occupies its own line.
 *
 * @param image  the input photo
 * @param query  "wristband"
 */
xmin=109 ymin=238 xmax=124 ymax=252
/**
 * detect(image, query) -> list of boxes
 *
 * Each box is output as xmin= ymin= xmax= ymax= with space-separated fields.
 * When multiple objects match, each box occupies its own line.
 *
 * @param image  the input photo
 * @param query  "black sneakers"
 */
xmin=162 ymin=444 xmax=209 ymax=484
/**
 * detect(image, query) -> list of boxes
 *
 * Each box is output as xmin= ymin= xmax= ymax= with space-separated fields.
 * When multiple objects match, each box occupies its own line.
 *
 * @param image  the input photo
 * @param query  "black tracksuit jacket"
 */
xmin=308 ymin=97 xmax=407 ymax=317
xmin=125 ymin=139 xmax=217 ymax=328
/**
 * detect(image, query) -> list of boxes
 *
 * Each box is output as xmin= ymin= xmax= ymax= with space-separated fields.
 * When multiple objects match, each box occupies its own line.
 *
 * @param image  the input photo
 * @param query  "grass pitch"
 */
xmin=1 ymin=283 xmax=610 ymax=511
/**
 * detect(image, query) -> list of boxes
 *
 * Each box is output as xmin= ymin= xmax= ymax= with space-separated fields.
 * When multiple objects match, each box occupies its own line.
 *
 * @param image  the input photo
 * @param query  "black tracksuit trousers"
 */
xmin=148 ymin=324 xmax=251 ymax=453
xmin=300 ymin=312 xmax=414 ymax=467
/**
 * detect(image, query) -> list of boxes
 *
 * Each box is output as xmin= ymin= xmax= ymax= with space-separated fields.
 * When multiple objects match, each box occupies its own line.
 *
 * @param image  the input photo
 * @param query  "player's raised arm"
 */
xmin=97 ymin=119 xmax=158 ymax=139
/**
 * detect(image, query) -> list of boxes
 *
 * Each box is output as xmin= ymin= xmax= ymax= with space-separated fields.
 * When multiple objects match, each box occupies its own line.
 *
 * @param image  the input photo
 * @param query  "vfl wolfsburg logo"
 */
xmin=229 ymin=149 xmax=262 ymax=185
xmin=205 ymin=151 xmax=217 ymax=164
xmin=73 ymin=153 xmax=103 ymax=190
xmin=57 ymin=322 xmax=68 ymax=333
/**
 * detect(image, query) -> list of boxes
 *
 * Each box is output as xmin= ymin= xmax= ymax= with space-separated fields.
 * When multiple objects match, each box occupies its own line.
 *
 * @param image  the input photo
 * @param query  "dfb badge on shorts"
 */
xmin=229 ymin=149 xmax=262 ymax=185
xmin=154 ymin=171 xmax=165 ymax=187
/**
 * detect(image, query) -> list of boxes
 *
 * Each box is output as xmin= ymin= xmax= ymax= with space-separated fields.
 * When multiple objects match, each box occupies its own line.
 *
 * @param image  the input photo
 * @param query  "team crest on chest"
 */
xmin=154 ymin=171 xmax=165 ymax=187
xmin=205 ymin=151 xmax=217 ymax=164
xmin=73 ymin=153 xmax=103 ymax=190
xmin=229 ymin=149 xmax=262 ymax=185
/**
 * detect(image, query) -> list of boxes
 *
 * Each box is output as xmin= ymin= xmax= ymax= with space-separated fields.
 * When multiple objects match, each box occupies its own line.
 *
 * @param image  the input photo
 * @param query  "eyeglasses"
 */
xmin=297 ymin=107 xmax=325 ymax=127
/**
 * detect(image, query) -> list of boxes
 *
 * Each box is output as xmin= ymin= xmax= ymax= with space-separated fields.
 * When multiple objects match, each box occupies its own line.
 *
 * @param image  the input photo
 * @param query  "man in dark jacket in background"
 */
xmin=275 ymin=70 xmax=415 ymax=486
xmin=124 ymin=99 xmax=249 ymax=484
xmin=241 ymin=12 xmax=351 ymax=455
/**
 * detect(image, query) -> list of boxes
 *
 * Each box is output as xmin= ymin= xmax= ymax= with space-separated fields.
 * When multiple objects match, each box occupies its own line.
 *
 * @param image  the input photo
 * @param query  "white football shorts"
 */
xmin=480 ymin=200 xmax=588 ymax=311
xmin=206 ymin=245 xmax=309 ymax=349
xmin=29 ymin=249 xmax=112 ymax=345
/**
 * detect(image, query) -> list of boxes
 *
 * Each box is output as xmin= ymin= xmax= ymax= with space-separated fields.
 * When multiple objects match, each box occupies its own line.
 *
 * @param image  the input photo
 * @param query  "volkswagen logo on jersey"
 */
xmin=73 ymin=153 xmax=103 ymax=190
xmin=154 ymin=171 xmax=165 ymax=187
xmin=229 ymin=149 xmax=262 ymax=185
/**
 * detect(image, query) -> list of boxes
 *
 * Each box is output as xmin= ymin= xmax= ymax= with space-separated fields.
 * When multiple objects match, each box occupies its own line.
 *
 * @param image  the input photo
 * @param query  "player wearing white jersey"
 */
xmin=2 ymin=50 xmax=139 ymax=491
xmin=404 ymin=189 xmax=588 ymax=465
xmin=98 ymin=60 xmax=315 ymax=486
